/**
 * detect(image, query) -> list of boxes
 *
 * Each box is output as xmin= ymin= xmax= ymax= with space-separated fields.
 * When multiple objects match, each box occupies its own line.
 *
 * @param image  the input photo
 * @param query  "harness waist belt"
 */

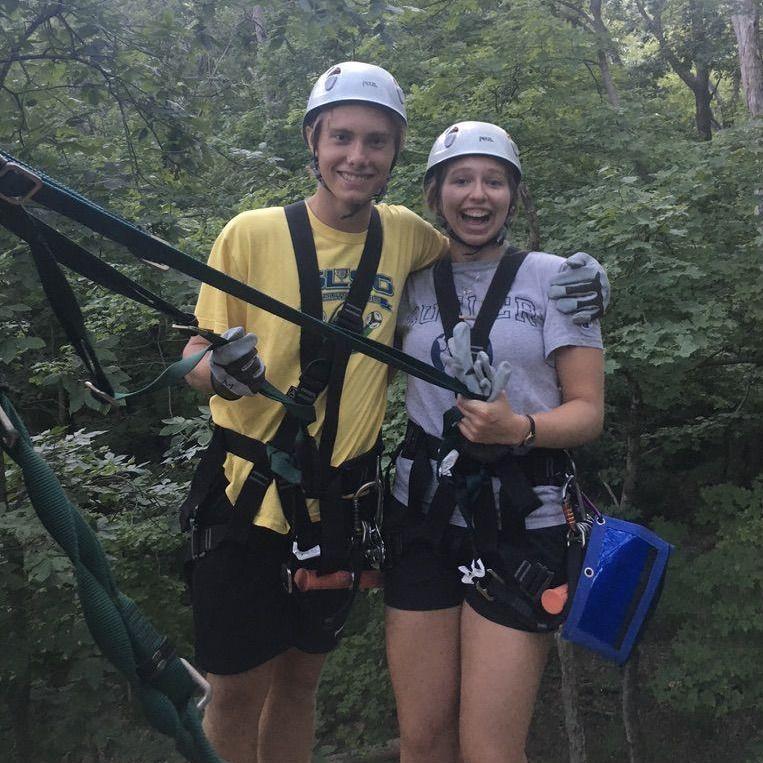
xmin=401 ymin=419 xmax=567 ymax=487
xmin=221 ymin=426 xmax=379 ymax=494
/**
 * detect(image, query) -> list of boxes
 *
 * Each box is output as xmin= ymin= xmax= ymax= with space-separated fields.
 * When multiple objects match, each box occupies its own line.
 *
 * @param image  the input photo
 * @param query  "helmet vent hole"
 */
xmin=325 ymin=67 xmax=341 ymax=91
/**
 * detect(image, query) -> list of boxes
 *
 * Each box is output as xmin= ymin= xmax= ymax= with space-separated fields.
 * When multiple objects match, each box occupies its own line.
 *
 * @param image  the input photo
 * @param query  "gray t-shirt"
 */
xmin=392 ymin=252 xmax=603 ymax=529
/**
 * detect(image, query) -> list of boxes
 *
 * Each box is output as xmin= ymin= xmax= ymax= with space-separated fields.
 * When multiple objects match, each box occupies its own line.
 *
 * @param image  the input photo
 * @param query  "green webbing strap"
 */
xmin=0 ymin=149 xmax=476 ymax=398
xmin=100 ymin=348 xmax=314 ymax=423
xmin=0 ymin=392 xmax=224 ymax=763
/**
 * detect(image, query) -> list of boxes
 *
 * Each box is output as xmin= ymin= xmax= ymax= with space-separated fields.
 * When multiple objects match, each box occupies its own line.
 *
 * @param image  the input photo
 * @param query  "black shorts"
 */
xmin=189 ymin=487 xmax=351 ymax=675
xmin=383 ymin=496 xmax=568 ymax=633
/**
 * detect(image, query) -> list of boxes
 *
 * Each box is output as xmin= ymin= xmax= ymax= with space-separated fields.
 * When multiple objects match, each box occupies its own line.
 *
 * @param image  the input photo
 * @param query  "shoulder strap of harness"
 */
xmin=284 ymin=201 xmax=324 ymax=369
xmin=433 ymin=247 xmax=528 ymax=353
xmin=277 ymin=202 xmax=383 ymax=571
xmin=181 ymin=202 xmax=382 ymax=561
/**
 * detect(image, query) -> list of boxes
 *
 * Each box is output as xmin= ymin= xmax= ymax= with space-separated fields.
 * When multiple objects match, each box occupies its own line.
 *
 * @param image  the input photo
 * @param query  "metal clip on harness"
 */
xmin=0 ymin=160 xmax=43 ymax=205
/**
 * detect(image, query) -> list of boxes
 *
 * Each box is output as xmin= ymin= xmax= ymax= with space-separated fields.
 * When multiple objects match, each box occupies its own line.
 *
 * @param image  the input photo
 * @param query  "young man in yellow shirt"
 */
xmin=182 ymin=62 xmax=448 ymax=763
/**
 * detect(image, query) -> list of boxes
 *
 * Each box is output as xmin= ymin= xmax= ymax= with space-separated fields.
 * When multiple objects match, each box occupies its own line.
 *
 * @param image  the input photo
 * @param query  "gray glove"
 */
xmin=442 ymin=322 xmax=511 ymax=401
xmin=443 ymin=322 xmax=482 ymax=395
xmin=548 ymin=251 xmax=611 ymax=325
xmin=209 ymin=326 xmax=265 ymax=400
xmin=473 ymin=351 xmax=512 ymax=402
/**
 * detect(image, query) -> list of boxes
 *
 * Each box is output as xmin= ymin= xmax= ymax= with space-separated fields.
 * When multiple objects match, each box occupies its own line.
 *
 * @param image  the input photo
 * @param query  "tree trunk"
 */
xmin=557 ymin=634 xmax=588 ymax=763
xmin=518 ymin=181 xmax=541 ymax=251
xmin=591 ymin=0 xmax=621 ymax=107
xmin=622 ymin=649 xmax=644 ymax=763
xmin=730 ymin=0 xmax=763 ymax=118
xmin=633 ymin=0 xmax=716 ymax=140
xmin=597 ymin=48 xmax=621 ymax=108
xmin=694 ymin=67 xmax=714 ymax=141
xmin=619 ymin=383 xmax=645 ymax=762
xmin=619 ymin=380 xmax=642 ymax=512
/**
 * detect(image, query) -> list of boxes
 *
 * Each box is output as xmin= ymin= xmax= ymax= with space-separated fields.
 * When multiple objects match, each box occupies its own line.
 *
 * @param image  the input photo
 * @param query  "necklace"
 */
xmin=459 ymin=271 xmax=482 ymax=319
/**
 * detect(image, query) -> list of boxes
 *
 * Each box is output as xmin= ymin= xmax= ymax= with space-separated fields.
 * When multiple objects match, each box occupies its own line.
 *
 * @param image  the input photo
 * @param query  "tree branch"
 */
xmin=0 ymin=1 xmax=64 ymax=90
xmin=632 ymin=0 xmax=699 ymax=90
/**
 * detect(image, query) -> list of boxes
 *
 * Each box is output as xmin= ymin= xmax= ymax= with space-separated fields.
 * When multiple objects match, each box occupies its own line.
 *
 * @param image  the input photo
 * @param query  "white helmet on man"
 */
xmin=303 ymin=61 xmax=407 ymax=137
xmin=424 ymin=121 xmax=521 ymax=184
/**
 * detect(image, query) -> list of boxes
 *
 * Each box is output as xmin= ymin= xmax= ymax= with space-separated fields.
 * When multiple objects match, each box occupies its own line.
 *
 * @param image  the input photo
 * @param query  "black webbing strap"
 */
xmin=178 ymin=426 xmax=272 ymax=535
xmin=0 ymin=204 xmax=195 ymax=326
xmin=178 ymin=427 xmax=226 ymax=532
xmin=5 ymin=204 xmax=116 ymax=396
xmin=284 ymin=202 xmax=325 ymax=370
xmin=317 ymin=209 xmax=381 ymax=469
xmin=220 ymin=430 xmax=272 ymax=541
xmin=433 ymin=247 xmax=528 ymax=352
xmin=282 ymin=201 xmax=383 ymax=573
xmin=0 ymin=202 xmax=311 ymax=416
xmin=318 ymin=226 xmax=382 ymax=570
xmin=0 ymin=150 xmax=475 ymax=398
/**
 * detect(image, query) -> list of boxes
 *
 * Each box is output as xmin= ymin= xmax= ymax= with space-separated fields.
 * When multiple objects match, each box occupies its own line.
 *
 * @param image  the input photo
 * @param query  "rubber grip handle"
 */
xmin=293 ymin=568 xmax=383 ymax=592
xmin=541 ymin=583 xmax=569 ymax=615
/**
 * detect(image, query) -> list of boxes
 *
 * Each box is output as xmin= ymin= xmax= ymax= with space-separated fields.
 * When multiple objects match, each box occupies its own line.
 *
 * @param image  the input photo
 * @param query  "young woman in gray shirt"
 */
xmin=384 ymin=121 xmax=605 ymax=763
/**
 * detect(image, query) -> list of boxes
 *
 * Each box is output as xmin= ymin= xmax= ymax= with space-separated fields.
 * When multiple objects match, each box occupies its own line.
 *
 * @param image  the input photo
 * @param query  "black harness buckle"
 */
xmin=189 ymin=523 xmax=228 ymax=560
xmin=514 ymin=560 xmax=554 ymax=601
xmin=135 ymin=637 xmax=176 ymax=683
xmin=288 ymin=358 xmax=332 ymax=405
xmin=333 ymin=301 xmax=364 ymax=333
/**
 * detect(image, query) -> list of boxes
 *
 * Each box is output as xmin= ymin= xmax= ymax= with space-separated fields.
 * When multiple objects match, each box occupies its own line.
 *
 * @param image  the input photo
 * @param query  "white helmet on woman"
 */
xmin=303 ymin=61 xmax=407 ymax=136
xmin=424 ymin=121 xmax=521 ymax=184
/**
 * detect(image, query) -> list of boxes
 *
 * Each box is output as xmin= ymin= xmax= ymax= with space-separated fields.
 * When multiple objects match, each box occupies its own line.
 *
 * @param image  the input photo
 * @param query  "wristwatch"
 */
xmin=521 ymin=414 xmax=536 ymax=447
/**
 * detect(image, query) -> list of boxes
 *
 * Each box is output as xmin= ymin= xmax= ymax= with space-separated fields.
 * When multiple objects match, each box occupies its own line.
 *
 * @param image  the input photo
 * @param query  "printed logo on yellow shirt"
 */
xmin=320 ymin=268 xmax=395 ymax=317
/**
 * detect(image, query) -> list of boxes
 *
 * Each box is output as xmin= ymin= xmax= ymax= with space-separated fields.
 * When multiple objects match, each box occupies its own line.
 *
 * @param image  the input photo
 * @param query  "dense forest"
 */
xmin=0 ymin=0 xmax=761 ymax=761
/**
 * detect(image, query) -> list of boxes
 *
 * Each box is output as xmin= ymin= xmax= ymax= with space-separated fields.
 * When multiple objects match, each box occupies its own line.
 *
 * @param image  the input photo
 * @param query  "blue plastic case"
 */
xmin=562 ymin=516 xmax=672 ymax=664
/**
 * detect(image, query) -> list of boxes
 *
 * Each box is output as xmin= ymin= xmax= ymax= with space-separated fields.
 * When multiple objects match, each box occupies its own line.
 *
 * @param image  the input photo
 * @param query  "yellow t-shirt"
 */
xmin=194 ymin=203 xmax=448 ymax=534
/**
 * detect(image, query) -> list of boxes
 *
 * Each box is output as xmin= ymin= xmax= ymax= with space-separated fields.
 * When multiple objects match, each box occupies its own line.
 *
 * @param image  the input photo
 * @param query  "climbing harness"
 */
xmin=180 ymin=201 xmax=388 ymax=632
xmin=0 ymin=391 xmax=223 ymax=763
xmin=388 ymin=248 xmax=573 ymax=632
xmin=0 ymin=176 xmax=309 ymax=418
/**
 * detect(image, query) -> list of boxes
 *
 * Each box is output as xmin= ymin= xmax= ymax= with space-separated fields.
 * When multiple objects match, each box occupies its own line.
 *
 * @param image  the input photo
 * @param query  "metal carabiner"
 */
xmin=343 ymin=480 xmax=379 ymax=503
xmin=0 ymin=161 xmax=43 ymax=205
xmin=179 ymin=658 xmax=213 ymax=711
xmin=0 ymin=404 xmax=19 ymax=449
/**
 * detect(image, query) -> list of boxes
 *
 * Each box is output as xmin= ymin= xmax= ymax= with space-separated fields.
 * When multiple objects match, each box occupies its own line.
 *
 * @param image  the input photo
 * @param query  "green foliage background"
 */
xmin=1 ymin=0 xmax=761 ymax=761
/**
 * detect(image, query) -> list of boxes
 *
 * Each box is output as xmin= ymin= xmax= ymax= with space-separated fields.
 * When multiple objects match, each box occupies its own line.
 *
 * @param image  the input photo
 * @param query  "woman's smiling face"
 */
xmin=438 ymin=155 xmax=512 ymax=252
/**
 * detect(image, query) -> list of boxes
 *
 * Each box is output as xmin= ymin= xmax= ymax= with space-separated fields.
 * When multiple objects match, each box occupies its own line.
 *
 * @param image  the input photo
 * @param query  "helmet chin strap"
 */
xmin=440 ymin=216 xmax=509 ymax=257
xmin=311 ymin=153 xmax=392 ymax=220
